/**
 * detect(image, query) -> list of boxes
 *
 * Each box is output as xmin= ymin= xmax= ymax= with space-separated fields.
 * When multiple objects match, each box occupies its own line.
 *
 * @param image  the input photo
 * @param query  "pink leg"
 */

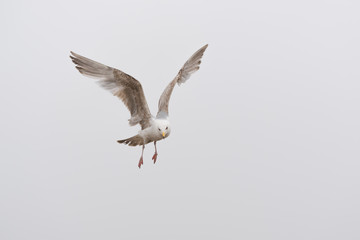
xmin=152 ymin=141 xmax=158 ymax=164
xmin=138 ymin=145 xmax=145 ymax=168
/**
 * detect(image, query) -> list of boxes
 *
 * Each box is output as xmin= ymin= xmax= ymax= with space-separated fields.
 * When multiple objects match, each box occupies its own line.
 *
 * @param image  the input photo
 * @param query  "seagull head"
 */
xmin=155 ymin=119 xmax=171 ymax=138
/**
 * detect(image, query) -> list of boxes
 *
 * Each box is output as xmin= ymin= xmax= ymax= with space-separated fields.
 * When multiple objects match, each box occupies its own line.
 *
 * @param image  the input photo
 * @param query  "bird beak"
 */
xmin=162 ymin=132 xmax=165 ymax=137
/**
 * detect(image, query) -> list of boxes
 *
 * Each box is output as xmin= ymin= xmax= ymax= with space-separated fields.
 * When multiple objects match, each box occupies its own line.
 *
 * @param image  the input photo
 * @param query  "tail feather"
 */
xmin=117 ymin=135 xmax=144 ymax=147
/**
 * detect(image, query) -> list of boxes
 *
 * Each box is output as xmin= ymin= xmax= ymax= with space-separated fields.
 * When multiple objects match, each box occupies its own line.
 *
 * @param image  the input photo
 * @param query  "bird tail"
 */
xmin=117 ymin=135 xmax=144 ymax=147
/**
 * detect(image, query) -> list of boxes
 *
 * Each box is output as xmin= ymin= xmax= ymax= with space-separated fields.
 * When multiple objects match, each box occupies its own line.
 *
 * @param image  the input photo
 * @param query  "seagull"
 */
xmin=70 ymin=44 xmax=208 ymax=168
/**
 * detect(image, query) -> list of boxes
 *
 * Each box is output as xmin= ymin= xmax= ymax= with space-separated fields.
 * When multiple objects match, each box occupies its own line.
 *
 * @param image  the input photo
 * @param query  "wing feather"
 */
xmin=156 ymin=44 xmax=208 ymax=118
xmin=70 ymin=51 xmax=152 ymax=129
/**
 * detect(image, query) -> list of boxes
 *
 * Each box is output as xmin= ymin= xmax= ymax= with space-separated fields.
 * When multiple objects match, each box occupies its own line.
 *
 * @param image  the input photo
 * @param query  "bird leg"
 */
xmin=138 ymin=145 xmax=145 ymax=168
xmin=152 ymin=141 xmax=158 ymax=164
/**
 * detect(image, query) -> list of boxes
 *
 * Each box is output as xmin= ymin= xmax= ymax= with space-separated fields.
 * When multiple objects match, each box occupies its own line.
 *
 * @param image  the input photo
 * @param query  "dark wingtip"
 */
xmin=69 ymin=51 xmax=77 ymax=61
xmin=70 ymin=51 xmax=80 ymax=59
xmin=75 ymin=66 xmax=84 ymax=73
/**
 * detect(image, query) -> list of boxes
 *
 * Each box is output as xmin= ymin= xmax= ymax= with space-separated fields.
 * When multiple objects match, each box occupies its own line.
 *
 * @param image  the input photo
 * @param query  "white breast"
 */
xmin=138 ymin=118 xmax=170 ymax=143
xmin=139 ymin=126 xmax=162 ymax=142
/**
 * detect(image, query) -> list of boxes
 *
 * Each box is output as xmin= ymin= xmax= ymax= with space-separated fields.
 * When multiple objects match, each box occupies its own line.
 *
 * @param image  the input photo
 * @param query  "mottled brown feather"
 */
xmin=157 ymin=44 xmax=208 ymax=118
xmin=70 ymin=51 xmax=152 ymax=129
xmin=117 ymin=134 xmax=152 ymax=146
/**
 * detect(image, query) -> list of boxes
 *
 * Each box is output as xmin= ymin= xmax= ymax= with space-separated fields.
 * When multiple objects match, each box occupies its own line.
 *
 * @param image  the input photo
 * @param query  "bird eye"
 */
xmin=165 ymin=127 xmax=168 ymax=130
xmin=158 ymin=128 xmax=161 ymax=131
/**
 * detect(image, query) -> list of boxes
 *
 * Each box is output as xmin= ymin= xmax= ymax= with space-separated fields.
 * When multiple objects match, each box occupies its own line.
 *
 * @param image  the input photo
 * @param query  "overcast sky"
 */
xmin=1 ymin=0 xmax=360 ymax=239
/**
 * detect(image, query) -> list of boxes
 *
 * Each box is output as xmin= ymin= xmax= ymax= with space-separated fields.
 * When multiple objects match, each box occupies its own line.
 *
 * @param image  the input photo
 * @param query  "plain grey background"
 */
xmin=1 ymin=0 xmax=359 ymax=239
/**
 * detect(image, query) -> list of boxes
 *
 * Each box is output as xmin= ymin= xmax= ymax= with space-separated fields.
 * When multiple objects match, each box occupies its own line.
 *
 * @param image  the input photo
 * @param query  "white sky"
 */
xmin=1 ymin=0 xmax=360 ymax=239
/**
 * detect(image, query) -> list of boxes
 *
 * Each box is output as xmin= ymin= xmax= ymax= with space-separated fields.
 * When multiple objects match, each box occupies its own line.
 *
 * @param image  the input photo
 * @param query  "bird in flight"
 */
xmin=70 ymin=44 xmax=208 ymax=168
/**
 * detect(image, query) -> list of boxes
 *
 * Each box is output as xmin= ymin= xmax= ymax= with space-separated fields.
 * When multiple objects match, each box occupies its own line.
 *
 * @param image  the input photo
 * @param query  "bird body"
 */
xmin=70 ymin=44 xmax=208 ymax=168
xmin=119 ymin=118 xmax=171 ymax=146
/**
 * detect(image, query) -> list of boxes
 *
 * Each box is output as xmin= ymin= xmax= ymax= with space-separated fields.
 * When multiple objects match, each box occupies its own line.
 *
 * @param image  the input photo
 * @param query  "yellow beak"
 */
xmin=162 ymin=132 xmax=165 ymax=137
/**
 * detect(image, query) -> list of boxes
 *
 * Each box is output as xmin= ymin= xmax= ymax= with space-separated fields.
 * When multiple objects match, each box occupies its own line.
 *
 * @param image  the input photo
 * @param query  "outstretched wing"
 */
xmin=156 ymin=44 xmax=208 ymax=118
xmin=70 ymin=51 xmax=152 ymax=129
